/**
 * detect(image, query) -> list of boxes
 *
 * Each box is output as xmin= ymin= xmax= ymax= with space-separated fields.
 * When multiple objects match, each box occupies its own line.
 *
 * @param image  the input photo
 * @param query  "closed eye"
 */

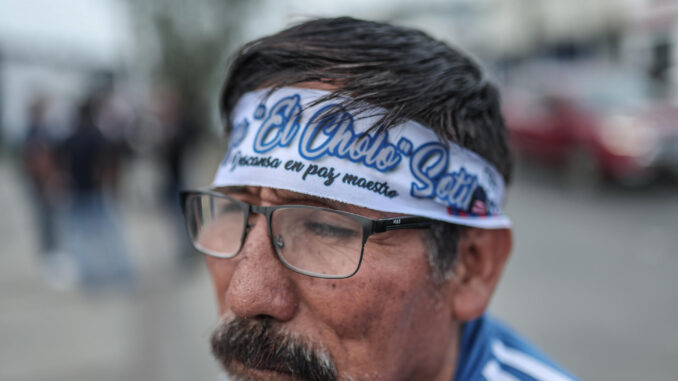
xmin=303 ymin=221 xmax=359 ymax=239
xmin=219 ymin=202 xmax=242 ymax=214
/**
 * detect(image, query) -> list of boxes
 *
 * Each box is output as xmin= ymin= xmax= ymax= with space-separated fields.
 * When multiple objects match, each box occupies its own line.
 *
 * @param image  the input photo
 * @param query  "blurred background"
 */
xmin=0 ymin=0 xmax=676 ymax=380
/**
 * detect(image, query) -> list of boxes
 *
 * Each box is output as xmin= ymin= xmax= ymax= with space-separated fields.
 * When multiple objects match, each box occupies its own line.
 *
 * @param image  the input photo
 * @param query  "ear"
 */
xmin=448 ymin=228 xmax=512 ymax=322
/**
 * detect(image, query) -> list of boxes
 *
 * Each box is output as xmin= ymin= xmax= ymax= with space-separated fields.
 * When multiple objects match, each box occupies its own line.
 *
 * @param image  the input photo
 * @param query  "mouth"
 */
xmin=211 ymin=316 xmax=338 ymax=381
xmin=225 ymin=362 xmax=300 ymax=381
xmin=222 ymin=357 xmax=298 ymax=379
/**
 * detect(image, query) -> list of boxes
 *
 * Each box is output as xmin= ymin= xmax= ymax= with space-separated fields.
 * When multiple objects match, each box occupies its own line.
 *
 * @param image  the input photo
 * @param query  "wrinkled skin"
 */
xmin=206 ymin=186 xmax=461 ymax=381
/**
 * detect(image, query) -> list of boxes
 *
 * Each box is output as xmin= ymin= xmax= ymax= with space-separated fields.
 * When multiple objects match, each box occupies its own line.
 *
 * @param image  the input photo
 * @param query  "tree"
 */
xmin=128 ymin=0 xmax=260 ymax=131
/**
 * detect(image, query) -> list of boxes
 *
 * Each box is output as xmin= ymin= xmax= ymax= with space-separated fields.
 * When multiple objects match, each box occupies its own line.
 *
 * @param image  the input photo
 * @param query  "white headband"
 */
xmin=212 ymin=87 xmax=511 ymax=228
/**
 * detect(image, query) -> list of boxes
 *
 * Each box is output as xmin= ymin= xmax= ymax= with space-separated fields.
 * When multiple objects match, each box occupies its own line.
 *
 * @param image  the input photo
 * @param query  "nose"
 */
xmin=224 ymin=215 xmax=298 ymax=321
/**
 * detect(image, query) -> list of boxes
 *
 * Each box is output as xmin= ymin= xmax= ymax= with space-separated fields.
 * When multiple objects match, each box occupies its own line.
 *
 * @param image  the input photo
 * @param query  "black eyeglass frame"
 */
xmin=179 ymin=189 xmax=433 ymax=279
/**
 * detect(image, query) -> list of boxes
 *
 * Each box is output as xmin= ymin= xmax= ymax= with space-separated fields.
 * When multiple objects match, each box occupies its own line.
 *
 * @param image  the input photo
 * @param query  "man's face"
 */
xmin=206 ymin=186 xmax=460 ymax=381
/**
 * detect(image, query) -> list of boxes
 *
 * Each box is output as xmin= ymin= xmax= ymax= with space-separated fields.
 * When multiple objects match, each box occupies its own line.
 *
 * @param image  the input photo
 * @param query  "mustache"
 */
xmin=211 ymin=316 xmax=338 ymax=381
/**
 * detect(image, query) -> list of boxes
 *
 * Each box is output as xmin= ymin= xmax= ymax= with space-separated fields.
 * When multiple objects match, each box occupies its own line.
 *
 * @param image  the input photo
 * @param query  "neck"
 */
xmin=429 ymin=322 xmax=462 ymax=381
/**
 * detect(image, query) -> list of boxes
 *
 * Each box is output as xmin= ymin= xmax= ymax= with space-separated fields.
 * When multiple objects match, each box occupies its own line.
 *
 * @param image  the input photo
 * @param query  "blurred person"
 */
xmin=181 ymin=18 xmax=580 ymax=381
xmin=22 ymin=96 xmax=59 ymax=254
xmin=153 ymin=85 xmax=198 ymax=264
xmin=21 ymin=95 xmax=74 ymax=287
xmin=59 ymin=95 xmax=135 ymax=291
xmin=96 ymin=86 xmax=136 ymax=197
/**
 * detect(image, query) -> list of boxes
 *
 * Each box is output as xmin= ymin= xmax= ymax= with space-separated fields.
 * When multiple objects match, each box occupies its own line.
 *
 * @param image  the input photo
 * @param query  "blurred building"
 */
xmin=245 ymin=0 xmax=676 ymax=98
xmin=2 ymin=0 xmax=677 ymax=148
xmin=623 ymin=0 xmax=678 ymax=98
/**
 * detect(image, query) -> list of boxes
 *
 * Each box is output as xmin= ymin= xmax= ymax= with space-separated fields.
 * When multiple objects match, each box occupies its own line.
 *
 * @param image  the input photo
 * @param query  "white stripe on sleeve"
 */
xmin=491 ymin=340 xmax=573 ymax=381
xmin=482 ymin=360 xmax=521 ymax=381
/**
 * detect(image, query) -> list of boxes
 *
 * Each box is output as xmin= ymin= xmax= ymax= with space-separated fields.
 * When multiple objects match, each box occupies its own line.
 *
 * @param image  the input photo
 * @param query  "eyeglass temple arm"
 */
xmin=372 ymin=217 xmax=432 ymax=233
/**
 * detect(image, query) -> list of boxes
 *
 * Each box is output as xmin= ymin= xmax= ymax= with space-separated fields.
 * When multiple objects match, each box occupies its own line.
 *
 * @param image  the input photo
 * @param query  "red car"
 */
xmin=503 ymin=67 xmax=678 ymax=186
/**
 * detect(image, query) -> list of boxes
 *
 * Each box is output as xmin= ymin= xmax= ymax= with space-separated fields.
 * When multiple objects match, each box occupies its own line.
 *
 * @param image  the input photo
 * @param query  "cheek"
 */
xmin=306 ymin=237 xmax=436 ymax=341
xmin=205 ymin=256 xmax=236 ymax=315
xmin=313 ymin=279 xmax=389 ymax=339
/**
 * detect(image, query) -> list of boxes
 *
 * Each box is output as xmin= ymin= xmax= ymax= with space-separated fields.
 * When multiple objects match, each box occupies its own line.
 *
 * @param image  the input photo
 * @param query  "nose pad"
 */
xmin=274 ymin=234 xmax=285 ymax=249
xmin=240 ymin=212 xmax=276 ymax=256
xmin=244 ymin=212 xmax=261 ymax=234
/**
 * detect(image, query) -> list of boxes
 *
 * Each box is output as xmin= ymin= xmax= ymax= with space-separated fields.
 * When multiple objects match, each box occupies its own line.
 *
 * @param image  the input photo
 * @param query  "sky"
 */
xmin=0 ymin=0 xmax=132 ymax=66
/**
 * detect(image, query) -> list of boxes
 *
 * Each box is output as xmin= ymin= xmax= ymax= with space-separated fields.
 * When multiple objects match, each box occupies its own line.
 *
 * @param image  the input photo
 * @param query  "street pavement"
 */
xmin=1 ymin=148 xmax=677 ymax=381
xmin=492 ymin=163 xmax=678 ymax=381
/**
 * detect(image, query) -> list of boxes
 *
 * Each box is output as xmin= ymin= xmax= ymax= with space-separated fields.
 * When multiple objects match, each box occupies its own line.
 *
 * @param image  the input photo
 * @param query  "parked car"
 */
xmin=503 ymin=65 xmax=678 ymax=186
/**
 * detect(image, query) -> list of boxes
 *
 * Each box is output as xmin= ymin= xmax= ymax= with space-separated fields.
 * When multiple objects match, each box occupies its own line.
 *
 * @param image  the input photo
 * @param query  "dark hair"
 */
xmin=219 ymin=17 xmax=511 ymax=278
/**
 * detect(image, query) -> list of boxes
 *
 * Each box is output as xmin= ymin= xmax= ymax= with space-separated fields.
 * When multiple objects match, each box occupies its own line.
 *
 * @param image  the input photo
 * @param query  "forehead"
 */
xmin=215 ymin=185 xmax=395 ymax=219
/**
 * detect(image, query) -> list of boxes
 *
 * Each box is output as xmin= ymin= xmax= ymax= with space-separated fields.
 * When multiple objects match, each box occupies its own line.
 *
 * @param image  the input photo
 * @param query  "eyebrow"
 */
xmin=272 ymin=190 xmax=392 ymax=219
xmin=216 ymin=186 xmax=348 ymax=210
xmin=315 ymin=197 xmax=348 ymax=210
xmin=274 ymin=190 xmax=351 ymax=211
xmin=216 ymin=186 xmax=394 ymax=219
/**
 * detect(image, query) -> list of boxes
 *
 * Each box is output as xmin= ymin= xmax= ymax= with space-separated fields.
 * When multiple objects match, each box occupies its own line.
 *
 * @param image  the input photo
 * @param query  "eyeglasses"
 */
xmin=180 ymin=189 xmax=433 ymax=279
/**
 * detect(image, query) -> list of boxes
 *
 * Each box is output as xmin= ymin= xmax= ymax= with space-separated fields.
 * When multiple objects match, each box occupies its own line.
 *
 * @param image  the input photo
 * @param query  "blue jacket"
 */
xmin=453 ymin=315 xmax=581 ymax=381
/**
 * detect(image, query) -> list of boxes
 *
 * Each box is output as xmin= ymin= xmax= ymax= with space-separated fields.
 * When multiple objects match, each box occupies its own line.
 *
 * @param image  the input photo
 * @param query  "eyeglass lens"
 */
xmin=271 ymin=207 xmax=363 ymax=276
xmin=185 ymin=194 xmax=246 ymax=258
xmin=184 ymin=193 xmax=365 ymax=277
